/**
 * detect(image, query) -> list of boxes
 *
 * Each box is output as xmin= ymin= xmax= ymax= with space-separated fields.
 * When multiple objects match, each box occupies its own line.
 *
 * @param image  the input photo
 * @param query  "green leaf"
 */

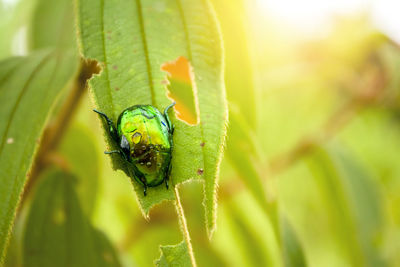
xmin=225 ymin=109 xmax=270 ymax=213
xmin=212 ymin=0 xmax=271 ymax=239
xmin=29 ymin=0 xmax=76 ymax=50
xmin=225 ymin=203 xmax=274 ymax=267
xmin=2 ymin=232 xmax=20 ymax=267
xmin=58 ymin=124 xmax=100 ymax=215
xmin=155 ymin=240 xmax=192 ymax=267
xmin=211 ymin=0 xmax=256 ymax=128
xmin=0 ymin=50 xmax=79 ymax=261
xmin=307 ymin=145 xmax=386 ymax=267
xmin=280 ymin=216 xmax=306 ymax=267
xmin=23 ymin=168 xmax=121 ymax=267
xmin=76 ymin=0 xmax=227 ymax=235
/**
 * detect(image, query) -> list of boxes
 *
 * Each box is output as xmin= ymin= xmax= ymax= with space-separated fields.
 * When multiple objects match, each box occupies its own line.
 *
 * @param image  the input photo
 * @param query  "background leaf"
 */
xmin=211 ymin=0 xmax=256 ymax=128
xmin=23 ymin=168 xmax=121 ymax=267
xmin=58 ymin=123 xmax=100 ymax=215
xmin=211 ymin=0 xmax=275 ymax=238
xmin=224 ymin=203 xmax=272 ymax=267
xmin=280 ymin=216 xmax=306 ymax=267
xmin=224 ymin=110 xmax=269 ymax=214
xmin=29 ymin=0 xmax=76 ymax=50
xmin=306 ymin=144 xmax=386 ymax=267
xmin=211 ymin=2 xmax=308 ymax=264
xmin=76 ymin=0 xmax=227 ymax=236
xmin=0 ymin=49 xmax=78 ymax=261
xmin=155 ymin=240 xmax=192 ymax=267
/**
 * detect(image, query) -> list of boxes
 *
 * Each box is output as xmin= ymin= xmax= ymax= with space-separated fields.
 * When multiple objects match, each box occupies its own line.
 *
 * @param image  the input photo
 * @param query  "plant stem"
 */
xmin=174 ymin=187 xmax=197 ymax=267
xmin=21 ymin=59 xmax=100 ymax=207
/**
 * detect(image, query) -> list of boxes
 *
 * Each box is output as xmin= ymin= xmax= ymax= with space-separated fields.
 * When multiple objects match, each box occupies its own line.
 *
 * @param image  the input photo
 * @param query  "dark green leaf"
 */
xmin=0 ymin=50 xmax=78 ymax=260
xmin=23 ymin=168 xmax=121 ymax=267
xmin=280 ymin=216 xmax=306 ymax=267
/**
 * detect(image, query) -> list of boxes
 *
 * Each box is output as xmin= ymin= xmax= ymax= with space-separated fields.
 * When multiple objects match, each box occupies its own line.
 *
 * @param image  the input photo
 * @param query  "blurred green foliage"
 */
xmin=23 ymin=168 xmax=121 ymax=267
xmin=0 ymin=49 xmax=79 ymax=261
xmin=1 ymin=0 xmax=400 ymax=266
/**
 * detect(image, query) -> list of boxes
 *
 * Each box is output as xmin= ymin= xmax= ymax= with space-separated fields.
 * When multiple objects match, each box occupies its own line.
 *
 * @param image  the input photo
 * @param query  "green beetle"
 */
xmin=94 ymin=103 xmax=175 ymax=196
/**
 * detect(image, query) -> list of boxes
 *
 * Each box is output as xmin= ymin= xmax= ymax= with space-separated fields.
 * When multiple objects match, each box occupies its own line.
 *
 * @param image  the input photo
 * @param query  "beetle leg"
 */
xmin=143 ymin=184 xmax=147 ymax=196
xmin=139 ymin=173 xmax=148 ymax=196
xmin=165 ymin=161 xmax=172 ymax=189
xmin=93 ymin=110 xmax=119 ymax=143
xmin=127 ymin=163 xmax=148 ymax=196
xmin=163 ymin=102 xmax=176 ymax=133
xmin=104 ymin=150 xmax=121 ymax=154
xmin=163 ymin=141 xmax=173 ymax=190
xmin=165 ymin=127 xmax=174 ymax=189
xmin=164 ymin=156 xmax=171 ymax=190
xmin=105 ymin=149 xmax=131 ymax=164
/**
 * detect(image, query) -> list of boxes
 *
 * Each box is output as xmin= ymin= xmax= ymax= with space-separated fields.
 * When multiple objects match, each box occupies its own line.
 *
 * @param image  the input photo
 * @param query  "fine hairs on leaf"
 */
xmin=173 ymin=187 xmax=197 ymax=266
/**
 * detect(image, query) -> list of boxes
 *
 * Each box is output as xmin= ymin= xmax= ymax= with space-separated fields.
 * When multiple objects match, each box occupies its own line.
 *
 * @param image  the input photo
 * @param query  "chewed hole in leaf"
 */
xmin=161 ymin=56 xmax=199 ymax=126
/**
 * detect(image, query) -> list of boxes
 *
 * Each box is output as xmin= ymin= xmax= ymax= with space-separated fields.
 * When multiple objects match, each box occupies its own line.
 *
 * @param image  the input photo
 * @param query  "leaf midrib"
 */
xmin=135 ymin=0 xmax=155 ymax=106
xmin=100 ymin=0 xmax=116 ymax=118
xmin=99 ymin=0 xmax=157 ymax=117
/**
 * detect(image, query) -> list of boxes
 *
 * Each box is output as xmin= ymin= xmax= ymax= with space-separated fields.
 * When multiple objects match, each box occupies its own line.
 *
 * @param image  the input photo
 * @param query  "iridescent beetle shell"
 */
xmin=117 ymin=105 xmax=172 ymax=186
xmin=93 ymin=103 xmax=175 ymax=195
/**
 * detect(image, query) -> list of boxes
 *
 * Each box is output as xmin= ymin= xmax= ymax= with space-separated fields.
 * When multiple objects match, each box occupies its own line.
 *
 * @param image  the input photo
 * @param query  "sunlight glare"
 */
xmin=256 ymin=0 xmax=400 ymax=43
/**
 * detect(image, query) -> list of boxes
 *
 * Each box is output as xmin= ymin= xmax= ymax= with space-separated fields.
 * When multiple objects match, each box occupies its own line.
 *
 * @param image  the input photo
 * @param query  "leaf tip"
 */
xmin=155 ymin=240 xmax=193 ymax=267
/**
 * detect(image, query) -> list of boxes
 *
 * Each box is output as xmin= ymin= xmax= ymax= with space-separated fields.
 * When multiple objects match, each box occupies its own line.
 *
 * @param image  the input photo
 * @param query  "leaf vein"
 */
xmin=176 ymin=0 xmax=207 ymax=176
xmin=135 ymin=0 xmax=155 ymax=106
xmin=100 ymin=0 xmax=116 ymax=118
xmin=0 ymin=51 xmax=63 ymax=255
xmin=0 ymin=52 xmax=53 ymax=154
xmin=0 ymin=59 xmax=25 ymax=90
xmin=176 ymin=0 xmax=193 ymax=61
